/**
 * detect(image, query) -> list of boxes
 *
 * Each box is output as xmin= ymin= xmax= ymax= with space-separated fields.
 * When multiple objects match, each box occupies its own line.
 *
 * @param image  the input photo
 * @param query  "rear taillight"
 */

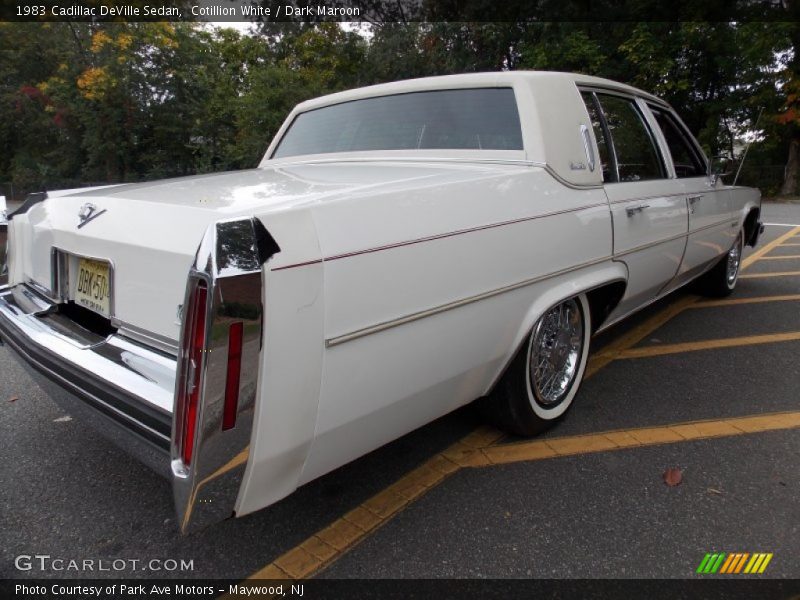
xmin=222 ymin=322 xmax=243 ymax=431
xmin=177 ymin=279 xmax=208 ymax=466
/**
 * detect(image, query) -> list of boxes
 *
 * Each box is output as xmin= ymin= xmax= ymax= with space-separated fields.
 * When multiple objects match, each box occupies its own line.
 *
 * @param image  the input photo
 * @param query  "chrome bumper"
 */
xmin=0 ymin=284 xmax=175 ymax=476
xmin=0 ymin=216 xmax=279 ymax=534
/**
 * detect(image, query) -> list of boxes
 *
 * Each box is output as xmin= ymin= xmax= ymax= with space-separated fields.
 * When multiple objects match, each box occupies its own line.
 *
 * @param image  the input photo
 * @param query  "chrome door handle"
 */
xmin=688 ymin=194 xmax=703 ymax=203
xmin=626 ymin=204 xmax=650 ymax=217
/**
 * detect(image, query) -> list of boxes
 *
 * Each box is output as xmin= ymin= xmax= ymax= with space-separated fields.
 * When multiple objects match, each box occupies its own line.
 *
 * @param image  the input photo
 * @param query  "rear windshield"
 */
xmin=272 ymin=88 xmax=523 ymax=159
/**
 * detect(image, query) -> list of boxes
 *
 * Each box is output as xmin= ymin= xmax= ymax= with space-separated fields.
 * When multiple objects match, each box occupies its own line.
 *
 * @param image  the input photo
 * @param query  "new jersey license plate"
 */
xmin=72 ymin=257 xmax=111 ymax=317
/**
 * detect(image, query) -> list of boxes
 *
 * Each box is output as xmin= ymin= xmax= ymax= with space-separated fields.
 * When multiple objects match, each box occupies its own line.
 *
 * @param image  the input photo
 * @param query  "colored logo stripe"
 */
xmin=720 ymin=553 xmax=748 ymax=573
xmin=698 ymin=552 xmax=772 ymax=574
xmin=697 ymin=553 xmax=726 ymax=573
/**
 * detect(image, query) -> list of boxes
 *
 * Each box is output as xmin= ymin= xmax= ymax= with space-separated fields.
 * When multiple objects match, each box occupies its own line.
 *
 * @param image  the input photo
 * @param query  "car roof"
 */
xmin=295 ymin=71 xmax=668 ymax=112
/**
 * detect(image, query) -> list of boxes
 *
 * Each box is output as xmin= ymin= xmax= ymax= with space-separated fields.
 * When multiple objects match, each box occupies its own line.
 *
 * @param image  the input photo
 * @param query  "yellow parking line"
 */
xmin=617 ymin=331 xmax=800 ymax=359
xmin=780 ymin=242 xmax=800 ymax=246
xmin=245 ymin=295 xmax=696 ymax=580
xmin=241 ymin=226 xmax=800 ymax=582
xmin=586 ymin=294 xmax=699 ymax=376
xmin=482 ymin=411 xmax=800 ymax=465
xmin=691 ymin=294 xmax=800 ymax=308
xmin=252 ymin=409 xmax=800 ymax=580
xmin=759 ymin=254 xmax=800 ymax=260
xmin=740 ymin=271 xmax=800 ymax=279
xmin=247 ymin=426 xmax=500 ymax=580
xmin=741 ymin=226 xmax=800 ymax=268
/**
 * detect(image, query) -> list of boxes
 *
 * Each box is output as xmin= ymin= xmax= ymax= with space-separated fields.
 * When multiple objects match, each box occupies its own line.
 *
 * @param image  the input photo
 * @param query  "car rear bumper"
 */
xmin=0 ymin=283 xmax=175 ymax=476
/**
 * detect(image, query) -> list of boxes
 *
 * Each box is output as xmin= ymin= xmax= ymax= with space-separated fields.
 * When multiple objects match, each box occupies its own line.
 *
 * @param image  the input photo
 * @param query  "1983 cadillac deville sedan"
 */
xmin=0 ymin=72 xmax=762 ymax=532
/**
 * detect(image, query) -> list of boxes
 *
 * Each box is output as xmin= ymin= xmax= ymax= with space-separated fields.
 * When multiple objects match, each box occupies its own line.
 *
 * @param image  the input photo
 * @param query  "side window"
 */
xmin=580 ymin=92 xmax=616 ymax=182
xmin=595 ymin=94 xmax=666 ymax=182
xmin=650 ymin=107 xmax=707 ymax=178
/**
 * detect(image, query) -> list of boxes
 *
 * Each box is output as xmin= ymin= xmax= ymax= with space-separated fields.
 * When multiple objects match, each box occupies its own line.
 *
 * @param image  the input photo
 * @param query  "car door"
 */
xmin=646 ymin=105 xmax=732 ymax=289
xmin=581 ymin=91 xmax=688 ymax=322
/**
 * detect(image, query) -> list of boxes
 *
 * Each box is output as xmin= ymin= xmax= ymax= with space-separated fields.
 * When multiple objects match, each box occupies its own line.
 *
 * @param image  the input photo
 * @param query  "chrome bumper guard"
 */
xmin=0 ymin=283 xmax=176 ymax=476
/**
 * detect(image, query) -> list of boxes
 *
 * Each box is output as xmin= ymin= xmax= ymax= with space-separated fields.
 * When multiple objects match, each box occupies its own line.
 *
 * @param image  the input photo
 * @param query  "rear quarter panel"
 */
xmin=299 ymin=165 xmax=614 ymax=483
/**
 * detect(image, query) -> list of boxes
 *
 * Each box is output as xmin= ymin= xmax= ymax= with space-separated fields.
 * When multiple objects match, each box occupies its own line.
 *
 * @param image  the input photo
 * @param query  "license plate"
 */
xmin=71 ymin=257 xmax=111 ymax=317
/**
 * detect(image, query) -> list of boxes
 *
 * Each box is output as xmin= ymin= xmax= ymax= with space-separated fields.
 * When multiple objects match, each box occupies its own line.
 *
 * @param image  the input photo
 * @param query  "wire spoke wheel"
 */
xmin=726 ymin=232 xmax=743 ymax=287
xmin=528 ymin=298 xmax=584 ymax=407
xmin=479 ymin=293 xmax=591 ymax=437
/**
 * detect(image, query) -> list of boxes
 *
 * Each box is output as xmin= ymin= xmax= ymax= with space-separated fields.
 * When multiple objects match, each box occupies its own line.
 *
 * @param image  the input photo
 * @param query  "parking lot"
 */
xmin=2 ymin=202 xmax=799 ymax=582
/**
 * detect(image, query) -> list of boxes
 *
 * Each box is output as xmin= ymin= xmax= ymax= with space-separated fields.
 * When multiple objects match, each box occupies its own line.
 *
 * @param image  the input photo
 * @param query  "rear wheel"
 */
xmin=481 ymin=294 xmax=591 ymax=436
xmin=697 ymin=229 xmax=744 ymax=298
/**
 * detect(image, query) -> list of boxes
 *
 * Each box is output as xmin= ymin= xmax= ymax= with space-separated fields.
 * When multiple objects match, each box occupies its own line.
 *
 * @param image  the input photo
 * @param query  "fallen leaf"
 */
xmin=8 ymin=396 xmax=18 ymax=403
xmin=663 ymin=467 xmax=682 ymax=486
xmin=707 ymin=487 xmax=723 ymax=495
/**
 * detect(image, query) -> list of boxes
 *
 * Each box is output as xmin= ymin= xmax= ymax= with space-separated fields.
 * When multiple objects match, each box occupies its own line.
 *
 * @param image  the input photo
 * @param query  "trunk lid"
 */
xmin=10 ymin=163 xmax=451 ymax=343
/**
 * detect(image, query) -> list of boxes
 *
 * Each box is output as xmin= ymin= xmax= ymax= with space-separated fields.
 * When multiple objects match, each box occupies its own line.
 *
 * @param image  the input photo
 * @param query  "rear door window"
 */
xmin=650 ymin=107 xmax=707 ymax=178
xmin=594 ymin=94 xmax=666 ymax=182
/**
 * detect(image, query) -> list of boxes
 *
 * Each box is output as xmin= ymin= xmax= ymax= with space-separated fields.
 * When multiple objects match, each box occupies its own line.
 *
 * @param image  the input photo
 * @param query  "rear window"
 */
xmin=272 ymin=88 xmax=523 ymax=159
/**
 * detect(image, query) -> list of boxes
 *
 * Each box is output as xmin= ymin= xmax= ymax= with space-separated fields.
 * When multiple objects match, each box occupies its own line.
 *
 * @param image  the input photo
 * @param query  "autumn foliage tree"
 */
xmin=0 ymin=20 xmax=796 ymax=198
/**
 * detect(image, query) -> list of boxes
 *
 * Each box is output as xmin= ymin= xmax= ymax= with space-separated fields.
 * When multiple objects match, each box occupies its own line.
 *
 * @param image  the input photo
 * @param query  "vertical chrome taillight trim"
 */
xmin=0 ymin=219 xmax=8 ymax=287
xmin=171 ymin=217 xmax=279 ymax=534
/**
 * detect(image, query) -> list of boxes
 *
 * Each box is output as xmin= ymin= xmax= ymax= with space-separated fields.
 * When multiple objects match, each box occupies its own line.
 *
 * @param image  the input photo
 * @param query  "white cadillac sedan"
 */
xmin=0 ymin=72 xmax=762 ymax=532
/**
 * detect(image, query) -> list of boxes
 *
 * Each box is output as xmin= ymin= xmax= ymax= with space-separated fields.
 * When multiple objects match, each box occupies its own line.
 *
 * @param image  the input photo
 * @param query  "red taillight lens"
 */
xmin=178 ymin=280 xmax=208 ymax=466
xmin=222 ymin=322 xmax=243 ymax=431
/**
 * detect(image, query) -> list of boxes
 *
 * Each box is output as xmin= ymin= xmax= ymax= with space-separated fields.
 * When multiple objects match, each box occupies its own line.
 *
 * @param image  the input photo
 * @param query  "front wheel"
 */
xmin=697 ymin=229 xmax=744 ymax=298
xmin=480 ymin=294 xmax=591 ymax=436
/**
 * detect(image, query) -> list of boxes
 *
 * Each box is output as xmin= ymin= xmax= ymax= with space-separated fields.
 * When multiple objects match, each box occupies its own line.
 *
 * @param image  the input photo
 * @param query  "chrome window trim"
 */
xmin=275 ymin=156 xmax=540 ymax=168
xmin=583 ymin=88 xmax=670 ymax=183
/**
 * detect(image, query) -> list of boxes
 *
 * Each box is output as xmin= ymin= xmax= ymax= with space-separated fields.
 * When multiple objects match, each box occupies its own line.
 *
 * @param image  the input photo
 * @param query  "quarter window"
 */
xmin=650 ymin=108 xmax=707 ymax=178
xmin=595 ymin=94 xmax=666 ymax=182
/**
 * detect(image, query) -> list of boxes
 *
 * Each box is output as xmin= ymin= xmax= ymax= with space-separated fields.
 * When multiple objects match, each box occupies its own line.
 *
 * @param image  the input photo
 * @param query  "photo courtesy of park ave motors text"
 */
xmin=1 ymin=0 xmax=800 ymax=593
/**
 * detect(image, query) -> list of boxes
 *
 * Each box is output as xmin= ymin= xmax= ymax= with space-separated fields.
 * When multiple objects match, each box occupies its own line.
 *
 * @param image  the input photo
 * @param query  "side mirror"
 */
xmin=709 ymin=156 xmax=732 ymax=186
xmin=710 ymin=156 xmax=732 ymax=176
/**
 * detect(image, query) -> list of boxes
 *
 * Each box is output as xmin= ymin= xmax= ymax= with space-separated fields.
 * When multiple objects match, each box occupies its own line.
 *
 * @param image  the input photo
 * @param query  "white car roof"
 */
xmin=295 ymin=71 xmax=667 ymax=112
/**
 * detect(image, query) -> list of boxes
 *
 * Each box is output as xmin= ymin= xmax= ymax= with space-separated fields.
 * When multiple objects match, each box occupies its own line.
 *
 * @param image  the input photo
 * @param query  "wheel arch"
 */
xmin=743 ymin=206 xmax=761 ymax=247
xmin=482 ymin=261 xmax=628 ymax=397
